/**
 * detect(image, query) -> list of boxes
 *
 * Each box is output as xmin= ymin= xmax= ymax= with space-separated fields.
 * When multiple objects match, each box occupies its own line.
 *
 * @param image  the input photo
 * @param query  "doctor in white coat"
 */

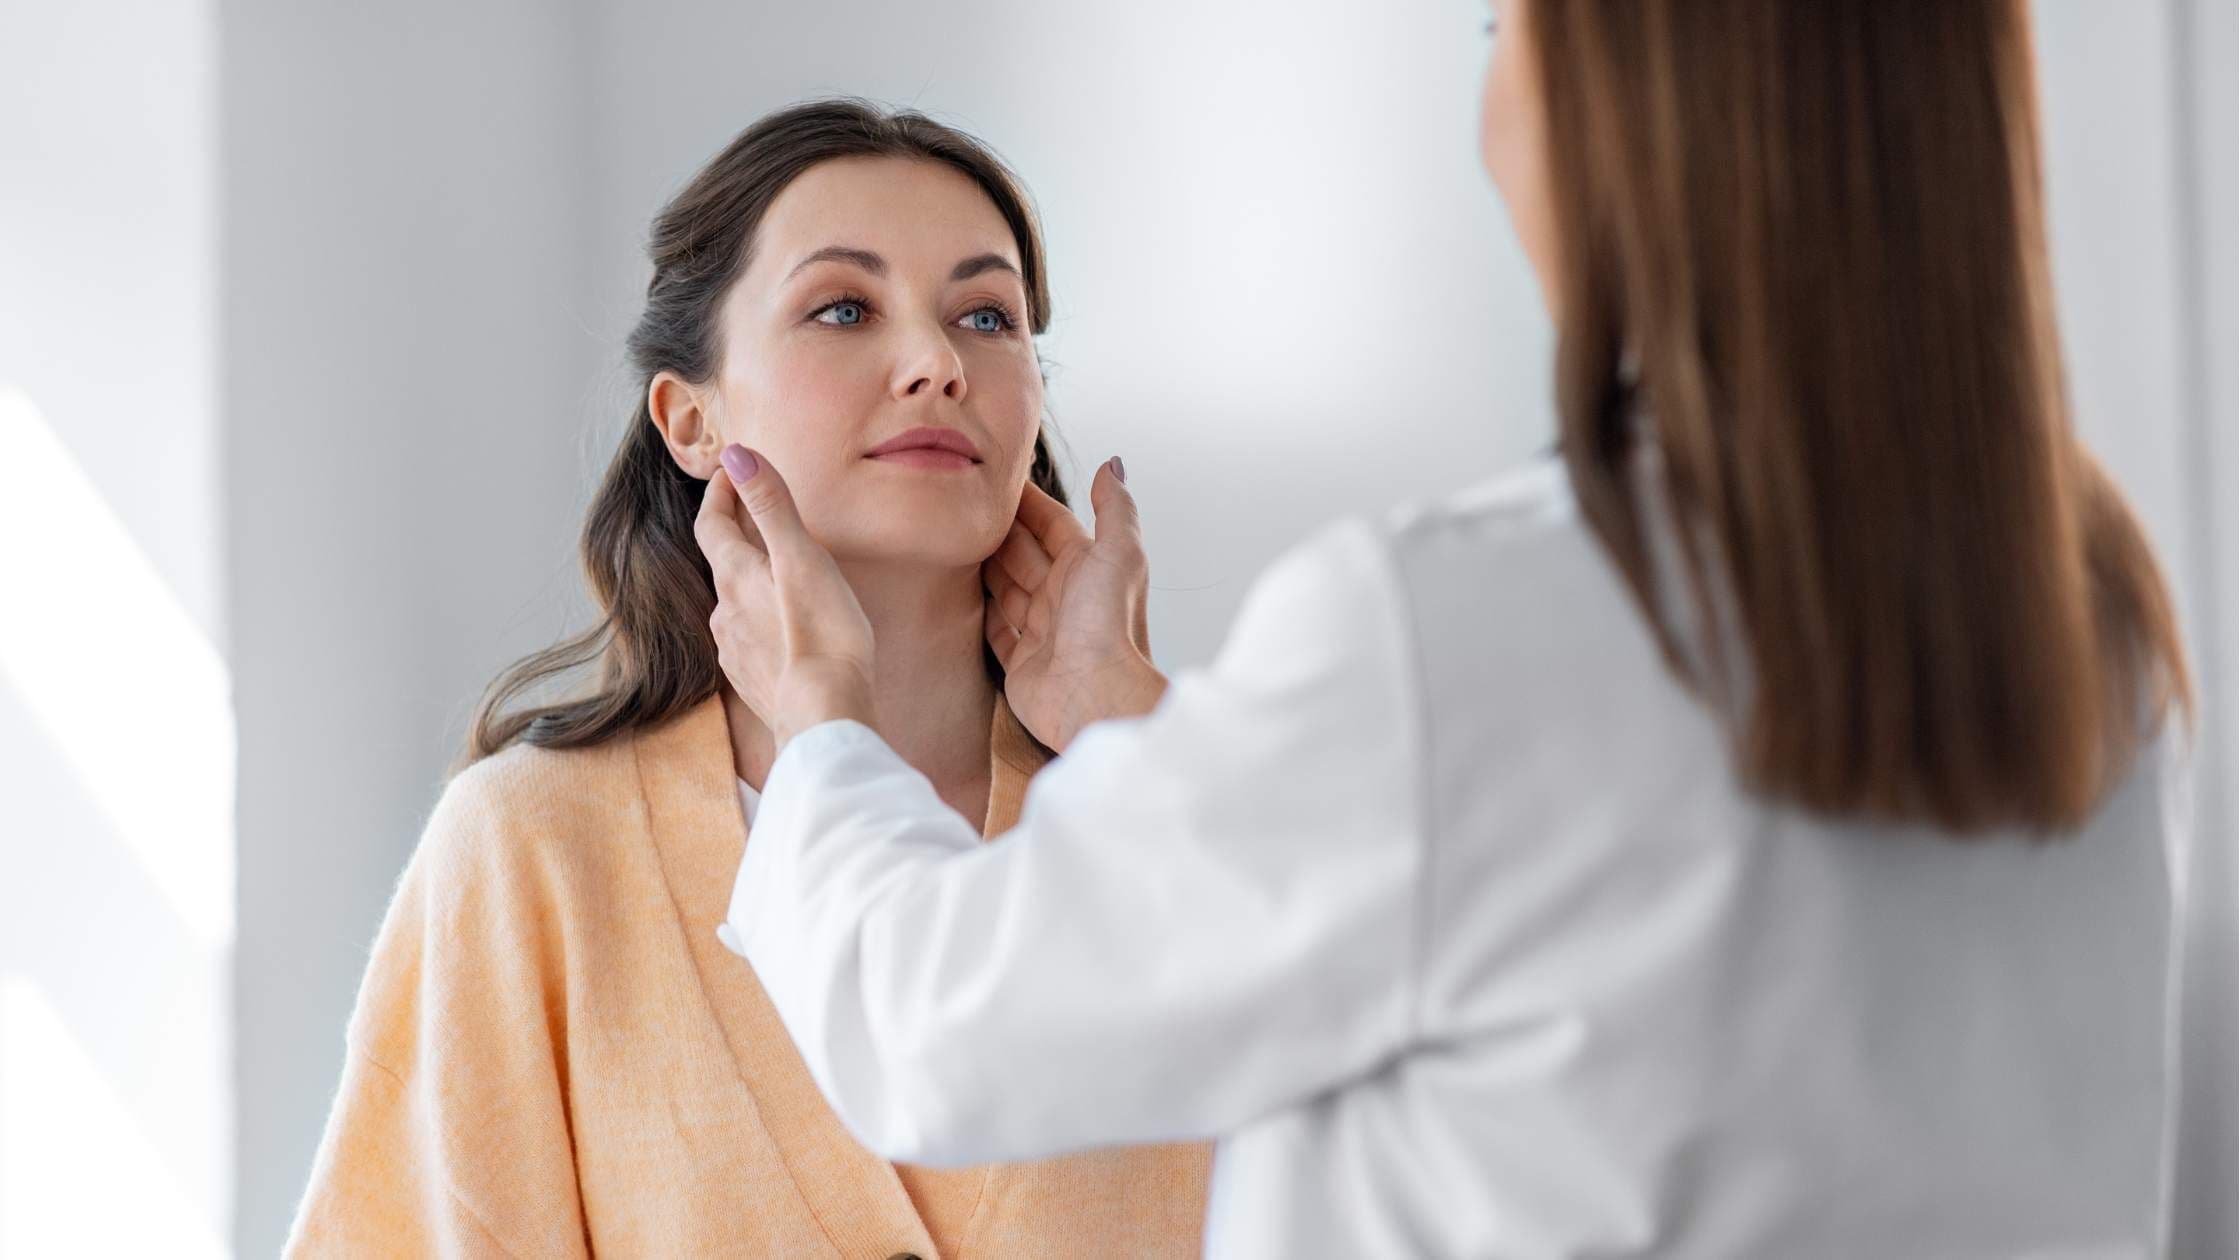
xmin=695 ymin=1 xmax=2195 ymax=1255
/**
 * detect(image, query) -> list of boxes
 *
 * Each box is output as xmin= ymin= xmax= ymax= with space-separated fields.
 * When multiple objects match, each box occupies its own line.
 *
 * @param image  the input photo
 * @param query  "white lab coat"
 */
xmin=722 ymin=457 xmax=2186 ymax=1258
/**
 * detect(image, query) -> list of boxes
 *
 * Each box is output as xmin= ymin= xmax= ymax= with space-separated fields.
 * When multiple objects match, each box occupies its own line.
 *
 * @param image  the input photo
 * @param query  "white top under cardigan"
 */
xmin=720 ymin=457 xmax=2186 ymax=1259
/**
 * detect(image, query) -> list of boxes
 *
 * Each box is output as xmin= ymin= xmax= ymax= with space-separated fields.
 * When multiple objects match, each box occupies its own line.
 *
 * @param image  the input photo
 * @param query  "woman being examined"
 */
xmin=285 ymin=100 xmax=1210 ymax=1258
xmin=708 ymin=2 xmax=2194 ymax=1256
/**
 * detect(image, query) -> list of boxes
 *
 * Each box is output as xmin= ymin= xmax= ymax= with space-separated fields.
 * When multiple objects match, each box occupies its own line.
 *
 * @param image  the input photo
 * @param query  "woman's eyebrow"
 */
xmin=951 ymin=253 xmax=1020 ymax=282
xmin=781 ymin=247 xmax=1016 ymax=284
xmin=786 ymin=246 xmax=886 ymax=280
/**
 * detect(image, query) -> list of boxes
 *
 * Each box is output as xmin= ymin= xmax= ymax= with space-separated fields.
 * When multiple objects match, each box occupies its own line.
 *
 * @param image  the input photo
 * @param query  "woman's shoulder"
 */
xmin=414 ymin=729 xmax=644 ymax=889
xmin=338 ymin=732 xmax=654 ymax=1097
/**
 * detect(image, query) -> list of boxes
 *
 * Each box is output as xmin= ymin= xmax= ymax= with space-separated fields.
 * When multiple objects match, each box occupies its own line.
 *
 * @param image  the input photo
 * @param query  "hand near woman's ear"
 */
xmin=983 ymin=457 xmax=1168 ymax=752
xmin=695 ymin=444 xmax=877 ymax=747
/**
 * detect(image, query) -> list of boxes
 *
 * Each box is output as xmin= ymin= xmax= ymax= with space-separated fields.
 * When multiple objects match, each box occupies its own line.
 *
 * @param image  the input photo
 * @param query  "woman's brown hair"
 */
xmin=1531 ymin=0 xmax=2189 ymax=831
xmin=461 ymin=99 xmax=1068 ymax=768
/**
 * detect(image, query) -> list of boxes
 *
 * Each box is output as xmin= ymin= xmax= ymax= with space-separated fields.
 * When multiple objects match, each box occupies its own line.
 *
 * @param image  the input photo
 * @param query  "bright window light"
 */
xmin=0 ymin=976 xmax=227 ymax=1258
xmin=0 ymin=385 xmax=234 ymax=950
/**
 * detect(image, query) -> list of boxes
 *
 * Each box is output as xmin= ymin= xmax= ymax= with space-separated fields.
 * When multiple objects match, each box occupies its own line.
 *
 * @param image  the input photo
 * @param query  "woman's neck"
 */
xmin=723 ymin=559 xmax=996 ymax=824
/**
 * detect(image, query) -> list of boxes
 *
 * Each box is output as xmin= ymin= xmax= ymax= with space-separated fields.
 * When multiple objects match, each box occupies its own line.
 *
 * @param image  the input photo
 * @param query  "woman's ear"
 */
xmin=647 ymin=371 xmax=724 ymax=478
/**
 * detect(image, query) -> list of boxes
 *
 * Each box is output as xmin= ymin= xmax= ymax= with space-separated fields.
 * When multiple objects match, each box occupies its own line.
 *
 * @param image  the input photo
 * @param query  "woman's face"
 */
xmin=662 ymin=156 xmax=1044 ymax=568
xmin=1480 ymin=0 xmax=1558 ymax=315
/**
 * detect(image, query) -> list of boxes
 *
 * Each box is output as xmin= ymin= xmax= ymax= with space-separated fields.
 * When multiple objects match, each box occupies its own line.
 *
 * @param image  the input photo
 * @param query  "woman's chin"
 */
xmin=822 ymin=525 xmax=1003 ymax=572
xmin=803 ymin=490 xmax=1007 ymax=570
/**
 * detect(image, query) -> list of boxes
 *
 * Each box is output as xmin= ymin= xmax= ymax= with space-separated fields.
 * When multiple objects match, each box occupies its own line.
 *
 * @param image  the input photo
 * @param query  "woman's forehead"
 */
xmin=751 ymin=156 xmax=1021 ymax=281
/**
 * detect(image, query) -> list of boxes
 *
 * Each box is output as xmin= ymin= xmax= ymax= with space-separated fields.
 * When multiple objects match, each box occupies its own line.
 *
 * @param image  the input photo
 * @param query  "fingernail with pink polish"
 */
xmin=721 ymin=445 xmax=759 ymax=483
xmin=1110 ymin=456 xmax=1127 ymax=484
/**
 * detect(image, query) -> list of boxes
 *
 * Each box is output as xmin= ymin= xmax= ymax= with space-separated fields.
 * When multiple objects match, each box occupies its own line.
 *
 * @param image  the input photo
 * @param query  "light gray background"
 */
xmin=0 ymin=2 xmax=2228 ymax=1256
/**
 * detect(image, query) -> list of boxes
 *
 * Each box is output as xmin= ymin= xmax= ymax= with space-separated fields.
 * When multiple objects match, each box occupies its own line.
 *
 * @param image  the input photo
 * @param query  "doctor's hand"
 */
xmin=983 ymin=457 xmax=1167 ymax=753
xmin=696 ymin=444 xmax=876 ymax=749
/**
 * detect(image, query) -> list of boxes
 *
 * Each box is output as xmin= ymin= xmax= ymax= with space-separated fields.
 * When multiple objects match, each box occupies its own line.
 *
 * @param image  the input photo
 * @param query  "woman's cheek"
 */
xmin=982 ymin=353 xmax=1045 ymax=454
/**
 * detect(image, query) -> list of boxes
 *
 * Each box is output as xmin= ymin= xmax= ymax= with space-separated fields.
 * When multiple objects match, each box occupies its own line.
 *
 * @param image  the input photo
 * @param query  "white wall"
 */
xmin=585 ymin=0 xmax=1550 ymax=667
xmin=2167 ymin=0 xmax=2238 ymax=1251
xmin=192 ymin=0 xmax=2237 ymax=1254
xmin=0 ymin=0 xmax=230 ymax=1254
xmin=220 ymin=2 xmax=602 ymax=1254
xmin=2032 ymin=3 xmax=2237 ymax=1251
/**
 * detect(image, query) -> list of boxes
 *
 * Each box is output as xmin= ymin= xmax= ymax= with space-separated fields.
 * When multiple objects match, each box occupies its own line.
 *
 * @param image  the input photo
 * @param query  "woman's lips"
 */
xmin=863 ymin=426 xmax=983 ymax=471
xmin=868 ymin=448 xmax=977 ymax=471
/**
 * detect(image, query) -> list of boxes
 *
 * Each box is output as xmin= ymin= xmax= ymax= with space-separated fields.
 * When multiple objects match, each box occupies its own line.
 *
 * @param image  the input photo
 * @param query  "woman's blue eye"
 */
xmin=963 ymin=307 xmax=1008 ymax=334
xmin=816 ymin=301 xmax=866 ymax=326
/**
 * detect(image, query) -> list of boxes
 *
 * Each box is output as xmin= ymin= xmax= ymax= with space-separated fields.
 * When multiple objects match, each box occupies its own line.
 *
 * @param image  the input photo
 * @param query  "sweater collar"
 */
xmin=631 ymin=690 xmax=1048 ymax=1254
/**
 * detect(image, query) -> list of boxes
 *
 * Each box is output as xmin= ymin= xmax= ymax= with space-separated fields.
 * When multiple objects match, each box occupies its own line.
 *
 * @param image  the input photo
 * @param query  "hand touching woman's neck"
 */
xmin=723 ymin=557 xmax=996 ymax=827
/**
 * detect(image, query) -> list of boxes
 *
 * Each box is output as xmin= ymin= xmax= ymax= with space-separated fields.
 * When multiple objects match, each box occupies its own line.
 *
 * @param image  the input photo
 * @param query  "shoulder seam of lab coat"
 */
xmin=1344 ymin=513 xmax=1437 ymax=1052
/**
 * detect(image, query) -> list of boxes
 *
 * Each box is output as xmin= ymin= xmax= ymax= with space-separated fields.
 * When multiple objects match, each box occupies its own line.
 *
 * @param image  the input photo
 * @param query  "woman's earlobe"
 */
xmin=647 ymin=373 xmax=725 ymax=478
xmin=674 ymin=448 xmax=722 ymax=481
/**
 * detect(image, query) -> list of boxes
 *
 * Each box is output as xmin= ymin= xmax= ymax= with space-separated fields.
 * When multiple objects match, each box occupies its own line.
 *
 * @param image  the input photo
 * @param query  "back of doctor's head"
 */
xmin=1514 ymin=0 xmax=2190 ymax=833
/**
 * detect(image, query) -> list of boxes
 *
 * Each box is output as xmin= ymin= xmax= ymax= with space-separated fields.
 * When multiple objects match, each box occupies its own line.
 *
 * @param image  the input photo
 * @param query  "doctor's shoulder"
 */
xmin=1320 ymin=453 xmax=1678 ymax=733
xmin=1249 ymin=455 xmax=1586 ymax=614
xmin=1377 ymin=454 xmax=1584 ymax=561
xmin=1218 ymin=454 xmax=1630 ymax=716
xmin=1226 ymin=454 xmax=1617 ymax=669
xmin=1366 ymin=454 xmax=1637 ymax=654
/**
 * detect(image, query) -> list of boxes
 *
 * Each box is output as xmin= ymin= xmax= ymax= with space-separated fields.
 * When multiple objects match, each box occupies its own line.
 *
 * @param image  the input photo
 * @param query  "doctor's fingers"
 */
xmin=983 ymin=561 xmax=1034 ymax=633
xmin=983 ymin=596 xmax=1024 ymax=670
xmin=694 ymin=467 xmax=771 ymax=587
xmin=722 ymin=445 xmax=833 ymax=581
xmin=1015 ymin=481 xmax=1091 ymax=553
xmin=1087 ymin=457 xmax=1142 ymax=555
xmin=992 ymin=521 xmax=1052 ymax=590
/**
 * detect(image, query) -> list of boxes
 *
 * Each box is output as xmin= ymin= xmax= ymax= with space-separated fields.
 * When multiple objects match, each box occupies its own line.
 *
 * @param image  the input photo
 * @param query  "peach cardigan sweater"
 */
xmin=285 ymin=692 xmax=1210 ymax=1257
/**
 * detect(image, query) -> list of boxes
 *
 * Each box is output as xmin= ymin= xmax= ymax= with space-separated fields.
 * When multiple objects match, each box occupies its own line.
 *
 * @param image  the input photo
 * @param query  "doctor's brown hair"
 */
xmin=462 ymin=99 xmax=1068 ymax=768
xmin=1530 ymin=0 xmax=2189 ymax=830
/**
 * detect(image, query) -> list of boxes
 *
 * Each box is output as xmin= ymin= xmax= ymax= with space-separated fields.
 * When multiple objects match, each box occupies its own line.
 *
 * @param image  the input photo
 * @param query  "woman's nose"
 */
xmin=892 ymin=328 xmax=968 ymax=403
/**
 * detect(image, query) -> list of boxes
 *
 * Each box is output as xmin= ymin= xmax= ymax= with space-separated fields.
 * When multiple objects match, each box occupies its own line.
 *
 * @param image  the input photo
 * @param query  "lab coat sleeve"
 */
xmin=727 ymin=516 xmax=1427 ymax=1167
